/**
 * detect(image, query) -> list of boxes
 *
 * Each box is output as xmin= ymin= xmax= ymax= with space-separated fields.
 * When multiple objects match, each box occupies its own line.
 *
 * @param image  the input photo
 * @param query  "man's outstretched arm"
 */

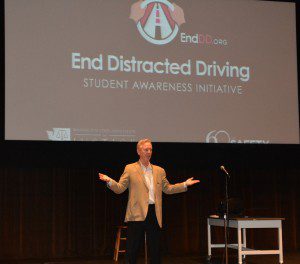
xmin=162 ymin=170 xmax=200 ymax=194
xmin=98 ymin=167 xmax=130 ymax=194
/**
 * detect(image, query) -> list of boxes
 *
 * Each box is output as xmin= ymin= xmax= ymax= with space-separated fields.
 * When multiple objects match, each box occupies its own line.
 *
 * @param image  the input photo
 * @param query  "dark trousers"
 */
xmin=125 ymin=204 xmax=161 ymax=264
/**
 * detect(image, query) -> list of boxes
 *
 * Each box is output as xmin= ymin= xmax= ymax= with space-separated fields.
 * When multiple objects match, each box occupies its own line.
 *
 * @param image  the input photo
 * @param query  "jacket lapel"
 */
xmin=134 ymin=162 xmax=149 ymax=190
xmin=152 ymin=165 xmax=157 ymax=198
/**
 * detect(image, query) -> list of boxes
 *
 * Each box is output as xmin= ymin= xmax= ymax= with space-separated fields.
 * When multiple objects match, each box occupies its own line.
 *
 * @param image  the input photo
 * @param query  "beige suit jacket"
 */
xmin=108 ymin=162 xmax=187 ymax=227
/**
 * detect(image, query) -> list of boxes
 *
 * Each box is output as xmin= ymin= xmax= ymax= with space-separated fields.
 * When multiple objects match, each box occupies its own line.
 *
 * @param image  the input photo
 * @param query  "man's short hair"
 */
xmin=137 ymin=138 xmax=152 ymax=150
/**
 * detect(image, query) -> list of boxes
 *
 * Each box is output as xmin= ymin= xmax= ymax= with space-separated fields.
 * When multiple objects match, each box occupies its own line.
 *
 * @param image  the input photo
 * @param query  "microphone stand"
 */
xmin=223 ymin=170 xmax=230 ymax=264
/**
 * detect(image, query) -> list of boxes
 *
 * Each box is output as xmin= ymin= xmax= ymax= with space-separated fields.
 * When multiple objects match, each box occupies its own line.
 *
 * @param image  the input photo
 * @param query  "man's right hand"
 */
xmin=98 ymin=173 xmax=111 ymax=183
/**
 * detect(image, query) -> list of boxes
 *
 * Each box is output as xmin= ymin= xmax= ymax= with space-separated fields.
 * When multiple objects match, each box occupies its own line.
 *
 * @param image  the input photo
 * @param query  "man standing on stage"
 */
xmin=99 ymin=139 xmax=199 ymax=264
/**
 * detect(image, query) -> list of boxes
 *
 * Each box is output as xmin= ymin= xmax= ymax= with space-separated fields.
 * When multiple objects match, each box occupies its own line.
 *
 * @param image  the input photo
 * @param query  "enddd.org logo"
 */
xmin=130 ymin=0 xmax=185 ymax=45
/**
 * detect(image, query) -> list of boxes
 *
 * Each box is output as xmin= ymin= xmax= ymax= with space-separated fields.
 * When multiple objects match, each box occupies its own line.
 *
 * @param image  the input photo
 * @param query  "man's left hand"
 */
xmin=185 ymin=177 xmax=200 ymax=186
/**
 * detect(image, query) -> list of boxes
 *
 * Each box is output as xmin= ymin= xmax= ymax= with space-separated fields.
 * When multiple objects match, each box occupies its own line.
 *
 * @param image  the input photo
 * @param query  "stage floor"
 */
xmin=1 ymin=252 xmax=300 ymax=264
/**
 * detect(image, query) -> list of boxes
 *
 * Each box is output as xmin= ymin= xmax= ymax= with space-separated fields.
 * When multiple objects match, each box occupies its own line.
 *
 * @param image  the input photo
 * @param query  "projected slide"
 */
xmin=5 ymin=0 xmax=299 ymax=143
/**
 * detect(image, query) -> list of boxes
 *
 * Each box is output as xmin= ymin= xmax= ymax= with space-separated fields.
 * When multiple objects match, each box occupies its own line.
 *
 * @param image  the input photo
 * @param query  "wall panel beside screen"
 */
xmin=5 ymin=0 xmax=299 ymax=144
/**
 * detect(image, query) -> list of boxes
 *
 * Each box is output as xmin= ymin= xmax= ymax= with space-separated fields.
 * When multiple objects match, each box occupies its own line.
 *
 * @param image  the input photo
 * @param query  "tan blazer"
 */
xmin=108 ymin=162 xmax=187 ymax=227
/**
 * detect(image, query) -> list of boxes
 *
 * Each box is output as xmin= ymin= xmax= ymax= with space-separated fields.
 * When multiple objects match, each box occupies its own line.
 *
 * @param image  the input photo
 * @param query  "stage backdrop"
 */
xmin=5 ymin=0 xmax=299 ymax=144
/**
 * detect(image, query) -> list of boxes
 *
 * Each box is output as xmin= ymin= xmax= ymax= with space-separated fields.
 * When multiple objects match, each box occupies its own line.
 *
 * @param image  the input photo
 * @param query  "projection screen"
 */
xmin=5 ymin=0 xmax=299 ymax=143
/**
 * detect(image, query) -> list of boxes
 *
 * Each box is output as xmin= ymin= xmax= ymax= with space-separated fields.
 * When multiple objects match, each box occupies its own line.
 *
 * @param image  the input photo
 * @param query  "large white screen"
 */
xmin=5 ymin=0 xmax=299 ymax=143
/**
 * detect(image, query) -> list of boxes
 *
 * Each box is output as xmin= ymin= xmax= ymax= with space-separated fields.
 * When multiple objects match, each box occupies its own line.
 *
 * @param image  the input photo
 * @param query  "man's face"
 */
xmin=138 ymin=142 xmax=152 ymax=162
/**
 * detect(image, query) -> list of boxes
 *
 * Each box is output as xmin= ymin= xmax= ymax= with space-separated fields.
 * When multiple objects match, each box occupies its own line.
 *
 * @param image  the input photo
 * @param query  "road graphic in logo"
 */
xmin=130 ymin=0 xmax=185 ymax=45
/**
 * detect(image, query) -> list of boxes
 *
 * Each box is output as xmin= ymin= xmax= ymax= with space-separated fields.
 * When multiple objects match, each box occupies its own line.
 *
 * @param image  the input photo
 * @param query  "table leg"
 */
xmin=238 ymin=227 xmax=242 ymax=264
xmin=278 ymin=224 xmax=283 ymax=263
xmin=207 ymin=219 xmax=212 ymax=258
xmin=242 ymin=228 xmax=247 ymax=260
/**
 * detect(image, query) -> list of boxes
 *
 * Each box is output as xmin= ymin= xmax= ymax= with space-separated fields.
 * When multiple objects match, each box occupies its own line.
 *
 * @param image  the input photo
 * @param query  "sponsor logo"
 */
xmin=206 ymin=130 xmax=231 ymax=143
xmin=130 ymin=0 xmax=185 ymax=45
xmin=206 ymin=130 xmax=269 ymax=144
xmin=72 ymin=128 xmax=136 ymax=142
xmin=47 ymin=128 xmax=71 ymax=141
